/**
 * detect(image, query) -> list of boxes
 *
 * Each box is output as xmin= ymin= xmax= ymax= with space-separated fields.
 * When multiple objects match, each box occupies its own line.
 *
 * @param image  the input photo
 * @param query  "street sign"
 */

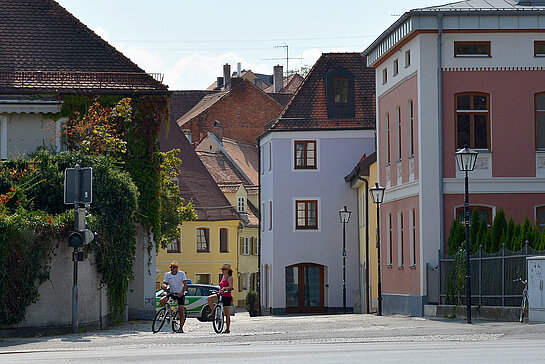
xmin=64 ymin=167 xmax=92 ymax=204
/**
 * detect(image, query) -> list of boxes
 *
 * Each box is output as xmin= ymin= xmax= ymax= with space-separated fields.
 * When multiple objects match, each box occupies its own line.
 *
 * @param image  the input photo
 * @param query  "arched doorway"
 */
xmin=285 ymin=263 xmax=324 ymax=313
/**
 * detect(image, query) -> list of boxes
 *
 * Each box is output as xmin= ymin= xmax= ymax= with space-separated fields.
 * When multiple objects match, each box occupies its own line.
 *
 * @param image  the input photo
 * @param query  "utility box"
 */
xmin=527 ymin=256 xmax=545 ymax=323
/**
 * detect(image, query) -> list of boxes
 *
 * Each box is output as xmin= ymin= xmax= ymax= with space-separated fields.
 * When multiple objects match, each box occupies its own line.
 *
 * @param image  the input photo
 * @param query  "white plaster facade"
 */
xmin=259 ymin=130 xmax=375 ymax=313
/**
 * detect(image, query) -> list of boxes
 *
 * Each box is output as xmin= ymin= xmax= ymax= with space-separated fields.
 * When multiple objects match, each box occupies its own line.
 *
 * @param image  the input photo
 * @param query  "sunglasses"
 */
xmin=170 ymin=266 xmax=177 ymax=269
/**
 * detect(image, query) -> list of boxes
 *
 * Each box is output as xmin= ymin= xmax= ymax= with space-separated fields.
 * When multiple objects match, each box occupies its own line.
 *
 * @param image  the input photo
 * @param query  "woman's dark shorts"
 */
xmin=221 ymin=296 xmax=232 ymax=307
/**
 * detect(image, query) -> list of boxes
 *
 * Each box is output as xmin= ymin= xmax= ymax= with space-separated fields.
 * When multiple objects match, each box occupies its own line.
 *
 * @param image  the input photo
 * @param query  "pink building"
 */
xmin=362 ymin=0 xmax=545 ymax=315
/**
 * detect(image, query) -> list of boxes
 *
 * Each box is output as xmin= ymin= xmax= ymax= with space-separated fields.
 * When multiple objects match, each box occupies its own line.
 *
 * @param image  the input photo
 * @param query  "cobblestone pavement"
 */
xmin=1 ymin=313 xmax=545 ymax=362
xmin=2 ymin=312 xmax=545 ymax=349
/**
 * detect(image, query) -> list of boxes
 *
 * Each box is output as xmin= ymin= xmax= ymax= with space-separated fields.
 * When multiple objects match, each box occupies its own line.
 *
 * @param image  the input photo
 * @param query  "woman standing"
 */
xmin=207 ymin=263 xmax=234 ymax=333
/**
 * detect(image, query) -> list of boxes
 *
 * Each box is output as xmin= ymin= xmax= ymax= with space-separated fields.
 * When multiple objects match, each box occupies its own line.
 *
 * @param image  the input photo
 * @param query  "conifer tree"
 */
xmin=491 ymin=208 xmax=507 ymax=253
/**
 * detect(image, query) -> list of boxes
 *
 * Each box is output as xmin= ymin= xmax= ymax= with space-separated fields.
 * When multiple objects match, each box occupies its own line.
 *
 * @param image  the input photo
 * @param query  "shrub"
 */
xmin=244 ymin=291 xmax=259 ymax=317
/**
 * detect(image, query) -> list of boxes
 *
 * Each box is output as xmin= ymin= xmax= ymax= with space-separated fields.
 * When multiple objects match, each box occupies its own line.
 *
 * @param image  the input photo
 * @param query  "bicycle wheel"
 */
xmin=152 ymin=307 xmax=168 ymax=333
xmin=212 ymin=304 xmax=224 ymax=333
xmin=172 ymin=307 xmax=187 ymax=332
xmin=520 ymin=296 xmax=527 ymax=323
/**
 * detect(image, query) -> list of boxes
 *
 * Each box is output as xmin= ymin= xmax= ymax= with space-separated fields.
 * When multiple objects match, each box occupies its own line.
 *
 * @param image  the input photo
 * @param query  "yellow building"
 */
xmin=345 ymin=152 xmax=378 ymax=313
xmin=196 ymin=134 xmax=260 ymax=306
xmin=158 ymin=123 xmax=241 ymax=303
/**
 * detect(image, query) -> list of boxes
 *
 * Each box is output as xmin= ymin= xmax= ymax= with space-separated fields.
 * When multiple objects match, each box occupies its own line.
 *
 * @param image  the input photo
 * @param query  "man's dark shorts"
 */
xmin=167 ymin=293 xmax=185 ymax=306
xmin=220 ymin=296 xmax=232 ymax=307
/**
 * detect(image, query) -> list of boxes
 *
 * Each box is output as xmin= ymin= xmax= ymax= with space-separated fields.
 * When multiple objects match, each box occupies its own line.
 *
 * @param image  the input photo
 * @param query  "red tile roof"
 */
xmin=0 ymin=0 xmax=166 ymax=93
xmin=159 ymin=123 xmax=240 ymax=222
xmin=268 ymin=53 xmax=375 ymax=132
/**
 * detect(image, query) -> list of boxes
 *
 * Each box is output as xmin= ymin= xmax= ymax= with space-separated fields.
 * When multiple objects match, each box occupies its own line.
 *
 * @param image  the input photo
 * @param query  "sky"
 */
xmin=55 ymin=0 xmax=441 ymax=90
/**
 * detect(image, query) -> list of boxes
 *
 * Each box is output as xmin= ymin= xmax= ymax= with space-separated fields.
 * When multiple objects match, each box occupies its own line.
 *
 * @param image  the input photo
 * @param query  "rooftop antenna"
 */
xmin=261 ymin=43 xmax=303 ymax=76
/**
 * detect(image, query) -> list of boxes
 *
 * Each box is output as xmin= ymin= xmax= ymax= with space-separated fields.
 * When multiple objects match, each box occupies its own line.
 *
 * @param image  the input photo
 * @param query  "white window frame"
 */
xmin=292 ymin=139 xmax=320 ymax=172
xmin=241 ymin=236 xmax=250 ymax=255
xmin=386 ymin=213 xmax=392 ymax=267
xmin=386 ymin=113 xmax=391 ymax=165
xmin=262 ymin=202 xmax=265 ymax=232
xmin=409 ymin=208 xmax=416 ymax=267
xmin=167 ymin=226 xmax=182 ymax=253
xmin=408 ymin=100 xmax=414 ymax=157
xmin=393 ymin=59 xmax=399 ymax=76
xmin=238 ymin=196 xmax=246 ymax=213
xmin=397 ymin=211 xmax=404 ymax=268
xmin=196 ymin=227 xmax=210 ymax=253
xmin=261 ymin=145 xmax=265 ymax=175
xmin=268 ymin=142 xmax=272 ymax=172
xmin=405 ymin=49 xmax=411 ymax=67
xmin=268 ymin=200 xmax=273 ymax=230
xmin=396 ymin=106 xmax=402 ymax=161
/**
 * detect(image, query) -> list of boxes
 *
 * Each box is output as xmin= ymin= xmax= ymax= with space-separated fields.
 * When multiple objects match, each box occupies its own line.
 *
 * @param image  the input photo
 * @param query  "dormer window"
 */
xmin=238 ymin=196 xmax=246 ymax=212
xmin=334 ymin=78 xmax=348 ymax=103
xmin=325 ymin=67 xmax=355 ymax=118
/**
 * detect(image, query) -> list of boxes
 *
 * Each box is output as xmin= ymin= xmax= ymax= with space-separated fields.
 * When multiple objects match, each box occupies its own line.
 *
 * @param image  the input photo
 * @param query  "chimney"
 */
xmin=223 ymin=64 xmax=231 ymax=88
xmin=216 ymin=77 xmax=224 ymax=90
xmin=212 ymin=120 xmax=223 ymax=143
xmin=237 ymin=62 xmax=242 ymax=77
xmin=273 ymin=65 xmax=283 ymax=93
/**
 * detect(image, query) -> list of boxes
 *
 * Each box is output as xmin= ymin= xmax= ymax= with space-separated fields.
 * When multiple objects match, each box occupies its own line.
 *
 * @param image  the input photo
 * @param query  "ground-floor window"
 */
xmin=195 ymin=274 xmax=211 ymax=285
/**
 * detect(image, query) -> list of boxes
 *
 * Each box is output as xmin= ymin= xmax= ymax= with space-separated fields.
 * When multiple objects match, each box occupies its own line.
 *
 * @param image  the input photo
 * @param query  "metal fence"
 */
xmin=439 ymin=242 xmax=545 ymax=306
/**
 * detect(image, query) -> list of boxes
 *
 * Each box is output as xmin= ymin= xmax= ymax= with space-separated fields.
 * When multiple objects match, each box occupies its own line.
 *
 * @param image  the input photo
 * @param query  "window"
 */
xmin=382 ymin=68 xmax=388 ymax=84
xmin=296 ymin=200 xmax=318 ymax=229
xmin=386 ymin=113 xmax=391 ymax=165
xmin=325 ymin=68 xmax=355 ymax=118
xmin=167 ymin=227 xmax=181 ymax=253
xmin=238 ymin=196 xmax=246 ymax=212
xmin=410 ymin=209 xmax=416 ymax=267
xmin=535 ymin=41 xmax=545 ymax=57
xmin=537 ymin=206 xmax=545 ymax=232
xmin=408 ymin=100 xmax=414 ymax=156
xmin=398 ymin=212 xmax=404 ymax=268
xmin=536 ymin=93 xmax=545 ymax=149
xmin=241 ymin=236 xmax=250 ymax=255
xmin=393 ymin=59 xmax=399 ymax=76
xmin=195 ymin=274 xmax=211 ymax=285
xmin=387 ymin=213 xmax=392 ymax=266
xmin=334 ymin=78 xmax=349 ymax=103
xmin=262 ymin=202 xmax=265 ymax=232
xmin=252 ymin=237 xmax=258 ymax=255
xmin=269 ymin=201 xmax=273 ymax=230
xmin=405 ymin=50 xmax=411 ymax=67
xmin=454 ymin=41 xmax=491 ymax=57
xmin=196 ymin=228 xmax=210 ymax=252
xmin=456 ymin=206 xmax=493 ymax=227
xmin=219 ymin=228 xmax=228 ymax=253
xmin=456 ymin=93 xmax=489 ymax=149
xmin=294 ymin=140 xmax=317 ymax=169
xmin=261 ymin=145 xmax=264 ymax=175
xmin=396 ymin=106 xmax=402 ymax=161
xmin=268 ymin=142 xmax=272 ymax=171
xmin=1 ymin=116 xmax=7 ymax=160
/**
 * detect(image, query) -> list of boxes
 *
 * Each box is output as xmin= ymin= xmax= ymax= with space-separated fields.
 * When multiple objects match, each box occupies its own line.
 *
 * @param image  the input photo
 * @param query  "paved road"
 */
xmin=2 ymin=313 xmax=545 ymax=362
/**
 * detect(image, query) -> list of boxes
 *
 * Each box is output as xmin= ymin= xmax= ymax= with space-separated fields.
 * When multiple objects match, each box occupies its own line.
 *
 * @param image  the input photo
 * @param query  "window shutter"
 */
xmin=250 ymin=237 xmax=255 ymax=255
xmin=240 ymin=237 xmax=244 ymax=255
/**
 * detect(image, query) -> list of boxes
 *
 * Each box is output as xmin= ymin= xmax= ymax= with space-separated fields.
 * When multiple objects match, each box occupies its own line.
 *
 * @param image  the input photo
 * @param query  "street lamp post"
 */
xmin=339 ymin=206 xmax=351 ymax=314
xmin=455 ymin=146 xmax=478 ymax=324
xmin=369 ymin=182 xmax=385 ymax=316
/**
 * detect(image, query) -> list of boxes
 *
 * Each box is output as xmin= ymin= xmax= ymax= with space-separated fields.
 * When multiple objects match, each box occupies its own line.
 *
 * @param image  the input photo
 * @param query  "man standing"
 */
xmin=160 ymin=262 xmax=188 ymax=333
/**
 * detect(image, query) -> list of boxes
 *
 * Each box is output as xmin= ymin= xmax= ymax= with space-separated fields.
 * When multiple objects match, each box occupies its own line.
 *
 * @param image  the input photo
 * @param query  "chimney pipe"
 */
xmin=216 ymin=77 xmax=224 ymax=89
xmin=223 ymin=64 xmax=231 ymax=88
xmin=237 ymin=62 xmax=242 ymax=77
xmin=273 ymin=65 xmax=283 ymax=93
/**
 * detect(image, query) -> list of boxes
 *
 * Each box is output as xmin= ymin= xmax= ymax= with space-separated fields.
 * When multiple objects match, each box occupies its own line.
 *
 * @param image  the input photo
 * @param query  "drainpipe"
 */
xmin=357 ymin=176 xmax=370 ymax=314
xmin=437 ymin=13 xmax=445 ymax=256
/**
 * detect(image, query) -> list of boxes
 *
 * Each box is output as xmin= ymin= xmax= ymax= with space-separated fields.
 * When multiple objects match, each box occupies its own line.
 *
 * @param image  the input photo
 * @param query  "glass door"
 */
xmin=286 ymin=263 xmax=324 ymax=313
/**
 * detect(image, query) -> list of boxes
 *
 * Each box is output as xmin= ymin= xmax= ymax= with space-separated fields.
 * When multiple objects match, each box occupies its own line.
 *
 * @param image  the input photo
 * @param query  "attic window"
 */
xmin=325 ymin=67 xmax=355 ymax=118
xmin=238 ymin=196 xmax=246 ymax=212
xmin=334 ymin=78 xmax=348 ymax=103
xmin=454 ymin=41 xmax=490 ymax=57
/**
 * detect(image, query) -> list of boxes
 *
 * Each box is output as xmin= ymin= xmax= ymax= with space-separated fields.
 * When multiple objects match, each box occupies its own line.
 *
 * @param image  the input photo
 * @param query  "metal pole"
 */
xmin=342 ymin=220 xmax=347 ymax=314
xmin=377 ymin=203 xmax=382 ymax=316
xmin=464 ymin=170 xmax=471 ymax=324
xmin=72 ymin=165 xmax=80 ymax=333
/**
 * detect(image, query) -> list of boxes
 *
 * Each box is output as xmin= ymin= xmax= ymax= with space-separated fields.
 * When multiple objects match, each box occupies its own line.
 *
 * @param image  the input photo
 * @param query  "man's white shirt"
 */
xmin=163 ymin=270 xmax=187 ymax=294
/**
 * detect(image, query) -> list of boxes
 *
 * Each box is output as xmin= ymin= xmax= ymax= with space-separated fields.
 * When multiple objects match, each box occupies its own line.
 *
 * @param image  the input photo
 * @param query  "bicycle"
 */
xmin=211 ymin=290 xmax=233 ymax=334
xmin=152 ymin=294 xmax=186 ymax=333
xmin=514 ymin=278 xmax=528 ymax=323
